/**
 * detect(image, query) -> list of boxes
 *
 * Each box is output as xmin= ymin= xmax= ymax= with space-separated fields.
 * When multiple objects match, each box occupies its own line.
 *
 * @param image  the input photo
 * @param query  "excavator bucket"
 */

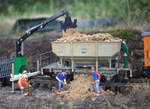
xmin=60 ymin=15 xmax=77 ymax=31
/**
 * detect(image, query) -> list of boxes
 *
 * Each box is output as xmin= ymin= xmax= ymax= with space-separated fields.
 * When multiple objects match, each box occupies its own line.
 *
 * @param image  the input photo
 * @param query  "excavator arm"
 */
xmin=16 ymin=10 xmax=77 ymax=57
xmin=14 ymin=10 xmax=77 ymax=75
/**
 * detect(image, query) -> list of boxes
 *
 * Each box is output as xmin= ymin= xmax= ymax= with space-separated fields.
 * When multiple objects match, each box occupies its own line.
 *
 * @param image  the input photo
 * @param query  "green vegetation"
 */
xmin=0 ymin=0 xmax=149 ymax=20
xmin=0 ymin=0 xmax=149 ymax=34
xmin=109 ymin=29 xmax=142 ymax=41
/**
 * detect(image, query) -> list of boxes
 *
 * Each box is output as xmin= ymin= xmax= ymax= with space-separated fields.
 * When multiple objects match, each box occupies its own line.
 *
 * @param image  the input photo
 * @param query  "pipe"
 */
xmin=10 ymin=71 xmax=41 ymax=82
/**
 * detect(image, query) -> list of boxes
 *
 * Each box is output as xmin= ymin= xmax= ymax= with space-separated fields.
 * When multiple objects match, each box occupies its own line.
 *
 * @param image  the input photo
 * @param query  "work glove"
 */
xmin=95 ymin=80 xmax=99 ymax=83
xmin=29 ymin=84 xmax=32 ymax=88
xmin=58 ymin=80 xmax=62 ymax=83
xmin=57 ymin=79 xmax=61 ymax=82
xmin=64 ymin=81 xmax=67 ymax=85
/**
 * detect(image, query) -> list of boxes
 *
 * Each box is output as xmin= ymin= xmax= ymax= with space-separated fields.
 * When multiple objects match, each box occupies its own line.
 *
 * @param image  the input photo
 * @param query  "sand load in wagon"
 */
xmin=52 ymin=29 xmax=121 ymax=57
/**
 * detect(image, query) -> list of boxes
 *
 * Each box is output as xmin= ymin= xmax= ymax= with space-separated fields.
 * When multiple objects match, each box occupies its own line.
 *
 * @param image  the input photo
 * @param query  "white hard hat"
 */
xmin=123 ymin=40 xmax=126 ymax=44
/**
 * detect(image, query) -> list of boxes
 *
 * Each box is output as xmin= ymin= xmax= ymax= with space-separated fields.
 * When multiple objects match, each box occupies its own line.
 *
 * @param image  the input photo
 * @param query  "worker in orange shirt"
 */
xmin=17 ymin=70 xmax=32 ymax=96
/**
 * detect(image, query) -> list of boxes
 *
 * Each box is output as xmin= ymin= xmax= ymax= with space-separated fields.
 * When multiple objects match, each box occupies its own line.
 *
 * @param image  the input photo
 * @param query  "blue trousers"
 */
xmin=94 ymin=81 xmax=100 ymax=93
xmin=58 ymin=81 xmax=65 ymax=92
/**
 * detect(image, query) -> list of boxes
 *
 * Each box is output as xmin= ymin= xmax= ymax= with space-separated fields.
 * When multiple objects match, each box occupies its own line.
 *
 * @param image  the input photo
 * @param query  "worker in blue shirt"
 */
xmin=91 ymin=66 xmax=101 ymax=93
xmin=56 ymin=69 xmax=67 ymax=92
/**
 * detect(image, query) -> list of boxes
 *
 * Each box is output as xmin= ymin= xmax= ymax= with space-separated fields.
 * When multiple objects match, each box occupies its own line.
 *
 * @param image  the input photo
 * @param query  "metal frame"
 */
xmin=0 ymin=56 xmax=12 ymax=78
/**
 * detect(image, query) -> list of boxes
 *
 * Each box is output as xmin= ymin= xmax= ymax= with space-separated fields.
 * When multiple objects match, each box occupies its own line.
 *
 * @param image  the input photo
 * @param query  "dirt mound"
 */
xmin=57 ymin=74 xmax=95 ymax=100
xmin=56 ymin=74 xmax=114 ymax=101
xmin=55 ymin=29 xmax=121 ymax=42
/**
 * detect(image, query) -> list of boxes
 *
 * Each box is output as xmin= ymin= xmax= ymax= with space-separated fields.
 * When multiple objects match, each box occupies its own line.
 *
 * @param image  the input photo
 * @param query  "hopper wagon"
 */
xmin=42 ymin=41 xmax=132 ymax=82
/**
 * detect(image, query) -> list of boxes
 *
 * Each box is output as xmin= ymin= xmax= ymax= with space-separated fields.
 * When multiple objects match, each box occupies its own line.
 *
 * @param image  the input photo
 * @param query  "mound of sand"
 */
xmin=56 ymin=74 xmax=114 ymax=101
xmin=55 ymin=29 xmax=121 ymax=42
xmin=57 ymin=74 xmax=95 ymax=100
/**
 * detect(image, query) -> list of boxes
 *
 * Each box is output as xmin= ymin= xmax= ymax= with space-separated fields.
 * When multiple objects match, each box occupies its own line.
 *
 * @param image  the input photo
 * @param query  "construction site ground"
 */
xmin=0 ymin=31 xmax=148 ymax=109
xmin=0 ymin=79 xmax=150 ymax=109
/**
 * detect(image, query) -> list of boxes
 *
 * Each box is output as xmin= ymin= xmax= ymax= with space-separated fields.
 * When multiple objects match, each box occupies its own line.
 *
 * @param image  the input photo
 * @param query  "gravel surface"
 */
xmin=1 ymin=80 xmax=150 ymax=109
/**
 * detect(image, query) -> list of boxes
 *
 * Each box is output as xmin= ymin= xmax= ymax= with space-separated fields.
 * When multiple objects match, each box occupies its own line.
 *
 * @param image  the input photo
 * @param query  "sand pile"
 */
xmin=57 ymin=74 xmax=96 ymax=100
xmin=55 ymin=29 xmax=121 ymax=42
xmin=56 ymin=74 xmax=115 ymax=101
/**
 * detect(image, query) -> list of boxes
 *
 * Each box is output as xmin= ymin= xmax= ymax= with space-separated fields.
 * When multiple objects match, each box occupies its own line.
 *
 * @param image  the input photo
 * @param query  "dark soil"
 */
xmin=0 ymin=32 xmax=61 ymax=71
xmin=0 ymin=84 xmax=150 ymax=109
xmin=0 ymin=32 xmax=61 ymax=57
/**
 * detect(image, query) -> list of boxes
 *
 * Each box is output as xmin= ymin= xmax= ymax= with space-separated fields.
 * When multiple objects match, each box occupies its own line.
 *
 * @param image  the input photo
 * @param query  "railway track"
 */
xmin=30 ymin=74 xmax=150 ymax=96
xmin=101 ymin=78 xmax=150 ymax=95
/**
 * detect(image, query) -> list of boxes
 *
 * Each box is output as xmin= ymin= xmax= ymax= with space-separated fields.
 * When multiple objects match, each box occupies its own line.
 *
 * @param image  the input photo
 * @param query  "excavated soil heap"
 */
xmin=57 ymin=74 xmax=96 ymax=100
xmin=55 ymin=29 xmax=121 ymax=42
xmin=56 ymin=74 xmax=114 ymax=101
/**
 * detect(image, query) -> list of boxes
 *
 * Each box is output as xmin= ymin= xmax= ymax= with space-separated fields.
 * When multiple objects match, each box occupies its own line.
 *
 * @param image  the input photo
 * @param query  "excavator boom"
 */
xmin=16 ymin=10 xmax=77 ymax=57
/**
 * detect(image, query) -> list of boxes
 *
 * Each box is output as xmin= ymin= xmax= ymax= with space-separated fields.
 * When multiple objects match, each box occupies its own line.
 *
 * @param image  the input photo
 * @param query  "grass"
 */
xmin=0 ymin=19 xmax=15 ymax=35
xmin=109 ymin=29 xmax=142 ymax=41
xmin=1 ymin=0 xmax=149 ymax=20
xmin=0 ymin=0 xmax=149 ymax=35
